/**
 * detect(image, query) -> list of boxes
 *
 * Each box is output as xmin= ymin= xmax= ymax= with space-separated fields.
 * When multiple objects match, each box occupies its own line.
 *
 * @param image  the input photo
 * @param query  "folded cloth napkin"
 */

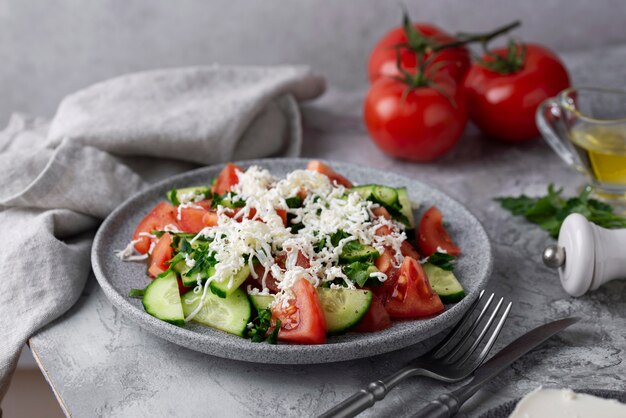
xmin=0 ymin=65 xmax=325 ymax=399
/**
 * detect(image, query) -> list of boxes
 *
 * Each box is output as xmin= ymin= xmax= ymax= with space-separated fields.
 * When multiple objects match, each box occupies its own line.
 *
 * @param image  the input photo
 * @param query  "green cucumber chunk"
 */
xmin=181 ymin=264 xmax=216 ymax=287
xmin=181 ymin=287 xmax=251 ymax=336
xmin=372 ymin=186 xmax=399 ymax=207
xmin=209 ymin=265 xmax=251 ymax=298
xmin=317 ymin=288 xmax=372 ymax=334
xmin=249 ymin=294 xmax=275 ymax=311
xmin=396 ymin=187 xmax=416 ymax=228
xmin=423 ymin=263 xmax=465 ymax=303
xmin=166 ymin=186 xmax=211 ymax=205
xmin=340 ymin=242 xmax=379 ymax=263
xmin=351 ymin=184 xmax=376 ymax=200
xmin=142 ymin=272 xmax=185 ymax=326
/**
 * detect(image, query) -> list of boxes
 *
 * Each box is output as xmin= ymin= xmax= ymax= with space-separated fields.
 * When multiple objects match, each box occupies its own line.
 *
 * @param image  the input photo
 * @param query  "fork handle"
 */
xmin=319 ymin=367 xmax=418 ymax=418
xmin=317 ymin=380 xmax=387 ymax=418
xmin=410 ymin=393 xmax=460 ymax=418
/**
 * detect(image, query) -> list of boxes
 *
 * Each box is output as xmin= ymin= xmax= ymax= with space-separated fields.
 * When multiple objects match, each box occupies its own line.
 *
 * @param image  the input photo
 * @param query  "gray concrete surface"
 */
xmin=2 ymin=0 xmax=626 ymax=125
xmin=29 ymin=74 xmax=626 ymax=416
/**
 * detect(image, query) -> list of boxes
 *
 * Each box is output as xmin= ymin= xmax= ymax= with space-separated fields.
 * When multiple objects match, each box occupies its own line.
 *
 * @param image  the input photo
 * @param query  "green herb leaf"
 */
xmin=285 ymin=196 xmax=303 ymax=209
xmin=343 ymin=261 xmax=378 ymax=287
xmin=330 ymin=230 xmax=350 ymax=247
xmin=496 ymin=184 xmax=626 ymax=238
xmin=248 ymin=308 xmax=278 ymax=344
xmin=128 ymin=288 xmax=145 ymax=298
xmin=425 ymin=252 xmax=456 ymax=271
xmin=267 ymin=318 xmax=280 ymax=345
xmin=168 ymin=189 xmax=180 ymax=206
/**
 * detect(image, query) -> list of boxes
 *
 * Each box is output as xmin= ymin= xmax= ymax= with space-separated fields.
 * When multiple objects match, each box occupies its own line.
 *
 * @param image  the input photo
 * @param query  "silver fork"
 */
xmin=319 ymin=291 xmax=512 ymax=418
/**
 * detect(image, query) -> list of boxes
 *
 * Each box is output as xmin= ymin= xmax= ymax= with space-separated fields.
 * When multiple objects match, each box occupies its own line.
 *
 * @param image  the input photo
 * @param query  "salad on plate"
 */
xmin=117 ymin=161 xmax=465 ymax=344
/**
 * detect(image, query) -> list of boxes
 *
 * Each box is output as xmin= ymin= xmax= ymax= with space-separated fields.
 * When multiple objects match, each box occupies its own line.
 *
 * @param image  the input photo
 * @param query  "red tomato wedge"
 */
xmin=148 ymin=233 xmax=174 ymax=278
xmin=417 ymin=206 xmax=461 ymax=257
xmin=372 ymin=206 xmax=392 ymax=220
xmin=353 ymin=295 xmax=391 ymax=332
xmin=400 ymin=240 xmax=420 ymax=260
xmin=211 ymin=163 xmax=243 ymax=195
xmin=272 ymin=278 xmax=326 ymax=344
xmin=276 ymin=209 xmax=288 ymax=226
xmin=133 ymin=202 xmax=179 ymax=254
xmin=202 ymin=211 xmax=219 ymax=227
xmin=374 ymin=248 xmax=395 ymax=274
xmin=385 ymin=257 xmax=444 ymax=318
xmin=179 ymin=206 xmax=210 ymax=233
xmin=307 ymin=160 xmax=353 ymax=188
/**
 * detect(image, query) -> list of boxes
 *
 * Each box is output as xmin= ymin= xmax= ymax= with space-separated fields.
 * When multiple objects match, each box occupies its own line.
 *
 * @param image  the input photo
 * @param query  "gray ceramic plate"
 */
xmin=92 ymin=158 xmax=493 ymax=364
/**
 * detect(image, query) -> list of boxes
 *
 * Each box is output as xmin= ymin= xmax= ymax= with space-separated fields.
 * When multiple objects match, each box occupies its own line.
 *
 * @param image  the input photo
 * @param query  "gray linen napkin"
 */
xmin=0 ymin=65 xmax=325 ymax=399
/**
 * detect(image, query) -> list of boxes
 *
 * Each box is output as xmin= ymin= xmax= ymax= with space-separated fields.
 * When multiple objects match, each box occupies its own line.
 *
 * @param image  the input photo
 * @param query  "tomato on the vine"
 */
xmin=464 ymin=43 xmax=570 ymax=142
xmin=364 ymin=76 xmax=468 ymax=162
xmin=368 ymin=23 xmax=471 ymax=84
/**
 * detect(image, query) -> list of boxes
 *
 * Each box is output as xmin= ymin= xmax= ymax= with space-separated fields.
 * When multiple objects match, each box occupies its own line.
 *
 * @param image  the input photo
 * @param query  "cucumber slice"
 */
xmin=317 ymin=288 xmax=372 ymax=334
xmin=181 ymin=264 xmax=216 ymax=287
xmin=142 ymin=272 xmax=185 ymax=326
xmin=181 ymin=287 xmax=251 ymax=336
xmin=249 ymin=294 xmax=275 ymax=311
xmin=396 ymin=187 xmax=416 ymax=228
xmin=423 ymin=263 xmax=465 ymax=303
xmin=209 ymin=265 xmax=251 ymax=298
xmin=372 ymin=186 xmax=399 ymax=207
xmin=166 ymin=186 xmax=210 ymax=205
xmin=351 ymin=184 xmax=376 ymax=200
xmin=339 ymin=243 xmax=379 ymax=263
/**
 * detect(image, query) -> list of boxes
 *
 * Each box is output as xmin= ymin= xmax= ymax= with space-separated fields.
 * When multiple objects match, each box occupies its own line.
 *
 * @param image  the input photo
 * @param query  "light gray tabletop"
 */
xmin=29 ymin=86 xmax=626 ymax=417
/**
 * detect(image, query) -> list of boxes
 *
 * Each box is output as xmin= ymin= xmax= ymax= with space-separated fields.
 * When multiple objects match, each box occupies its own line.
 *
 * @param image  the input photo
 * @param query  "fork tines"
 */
xmin=430 ymin=290 xmax=512 ymax=369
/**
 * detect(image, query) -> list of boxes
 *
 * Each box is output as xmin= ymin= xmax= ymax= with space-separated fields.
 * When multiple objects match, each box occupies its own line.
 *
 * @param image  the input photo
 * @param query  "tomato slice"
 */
xmin=384 ymin=257 xmax=444 ymax=318
xmin=372 ymin=206 xmax=392 ymax=220
xmin=417 ymin=206 xmax=461 ymax=257
xmin=211 ymin=163 xmax=243 ymax=195
xmin=272 ymin=278 xmax=326 ymax=344
xmin=353 ymin=295 xmax=391 ymax=332
xmin=400 ymin=240 xmax=420 ymax=260
xmin=306 ymin=160 xmax=353 ymax=188
xmin=202 ymin=210 xmax=219 ymax=227
xmin=276 ymin=209 xmax=288 ymax=226
xmin=148 ymin=233 xmax=174 ymax=278
xmin=179 ymin=206 xmax=210 ymax=233
xmin=133 ymin=202 xmax=179 ymax=254
xmin=374 ymin=247 xmax=395 ymax=274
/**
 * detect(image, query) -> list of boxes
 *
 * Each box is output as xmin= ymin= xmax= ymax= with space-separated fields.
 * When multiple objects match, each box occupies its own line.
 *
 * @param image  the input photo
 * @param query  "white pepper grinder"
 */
xmin=543 ymin=213 xmax=626 ymax=296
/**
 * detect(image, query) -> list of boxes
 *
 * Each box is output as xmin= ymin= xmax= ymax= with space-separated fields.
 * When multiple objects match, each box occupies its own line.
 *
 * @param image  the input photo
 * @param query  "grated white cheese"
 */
xmin=182 ymin=166 xmax=409 ymax=316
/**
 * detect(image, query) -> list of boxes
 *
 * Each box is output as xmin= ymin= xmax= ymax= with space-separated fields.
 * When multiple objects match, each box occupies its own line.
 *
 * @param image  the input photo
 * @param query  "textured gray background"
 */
xmin=2 ymin=0 xmax=626 ymax=125
xmin=5 ymin=0 xmax=626 ymax=416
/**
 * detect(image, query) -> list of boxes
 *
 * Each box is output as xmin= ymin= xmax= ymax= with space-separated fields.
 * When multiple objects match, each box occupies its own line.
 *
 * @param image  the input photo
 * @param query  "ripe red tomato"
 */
xmin=417 ymin=206 xmax=460 ymax=257
xmin=148 ymin=233 xmax=174 ymax=278
xmin=368 ymin=24 xmax=471 ymax=83
xmin=353 ymin=295 xmax=391 ymax=332
xmin=179 ymin=206 xmax=209 ymax=233
xmin=133 ymin=202 xmax=179 ymax=254
xmin=384 ymin=256 xmax=444 ymax=318
xmin=211 ymin=163 xmax=243 ymax=195
xmin=464 ymin=43 xmax=570 ymax=142
xmin=272 ymin=278 xmax=327 ymax=344
xmin=307 ymin=160 xmax=353 ymax=188
xmin=364 ymin=77 xmax=467 ymax=161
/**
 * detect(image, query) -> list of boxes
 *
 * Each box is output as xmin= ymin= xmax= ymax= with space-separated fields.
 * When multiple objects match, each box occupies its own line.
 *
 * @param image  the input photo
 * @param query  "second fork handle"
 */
xmin=318 ymin=366 xmax=418 ymax=418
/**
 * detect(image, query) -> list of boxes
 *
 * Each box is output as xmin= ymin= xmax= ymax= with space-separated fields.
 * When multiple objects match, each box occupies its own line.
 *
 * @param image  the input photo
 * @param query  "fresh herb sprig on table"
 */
xmin=496 ymin=184 xmax=626 ymax=238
